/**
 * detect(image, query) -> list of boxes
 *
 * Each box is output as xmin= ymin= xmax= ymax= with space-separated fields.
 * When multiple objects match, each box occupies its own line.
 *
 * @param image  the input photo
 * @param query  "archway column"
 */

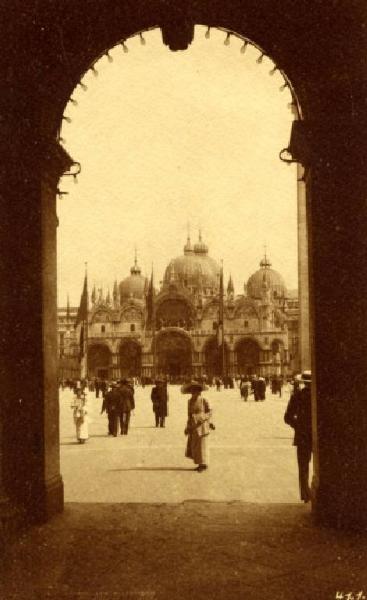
xmin=0 ymin=135 xmax=73 ymax=524
xmin=308 ymin=121 xmax=367 ymax=528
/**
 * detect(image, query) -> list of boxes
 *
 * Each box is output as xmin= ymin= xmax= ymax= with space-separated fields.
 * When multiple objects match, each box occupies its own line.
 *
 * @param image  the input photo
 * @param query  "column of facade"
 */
xmin=112 ymin=354 xmax=120 ymax=380
xmin=229 ymin=350 xmax=235 ymax=376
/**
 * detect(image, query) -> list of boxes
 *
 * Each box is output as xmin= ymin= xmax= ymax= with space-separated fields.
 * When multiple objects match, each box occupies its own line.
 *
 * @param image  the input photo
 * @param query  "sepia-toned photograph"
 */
xmin=1 ymin=2 xmax=367 ymax=599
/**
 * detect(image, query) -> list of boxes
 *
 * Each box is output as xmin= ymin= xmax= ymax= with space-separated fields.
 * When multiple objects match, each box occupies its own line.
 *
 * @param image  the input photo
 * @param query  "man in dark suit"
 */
xmin=101 ymin=382 xmax=119 ymax=436
xmin=118 ymin=379 xmax=135 ymax=435
xmin=284 ymin=371 xmax=313 ymax=502
xmin=151 ymin=379 xmax=168 ymax=427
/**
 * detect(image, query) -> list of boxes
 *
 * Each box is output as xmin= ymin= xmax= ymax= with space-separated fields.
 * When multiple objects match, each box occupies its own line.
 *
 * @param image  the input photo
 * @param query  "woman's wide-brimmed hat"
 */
xmin=301 ymin=370 xmax=311 ymax=382
xmin=181 ymin=380 xmax=208 ymax=394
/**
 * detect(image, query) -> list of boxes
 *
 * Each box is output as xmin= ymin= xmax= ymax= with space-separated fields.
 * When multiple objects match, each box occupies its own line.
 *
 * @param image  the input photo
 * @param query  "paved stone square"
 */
xmin=2 ymin=386 xmax=367 ymax=600
xmin=61 ymin=383 xmax=303 ymax=504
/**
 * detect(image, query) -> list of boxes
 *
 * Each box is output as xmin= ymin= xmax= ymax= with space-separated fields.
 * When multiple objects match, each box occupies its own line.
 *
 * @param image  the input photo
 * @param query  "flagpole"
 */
xmin=85 ymin=262 xmax=88 ymax=381
xmin=152 ymin=304 xmax=156 ymax=380
xmin=221 ymin=260 xmax=225 ymax=379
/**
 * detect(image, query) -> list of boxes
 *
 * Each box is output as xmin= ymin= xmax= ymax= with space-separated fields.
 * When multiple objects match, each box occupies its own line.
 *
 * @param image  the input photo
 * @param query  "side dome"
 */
xmin=119 ymin=256 xmax=148 ymax=301
xmin=246 ymin=255 xmax=287 ymax=300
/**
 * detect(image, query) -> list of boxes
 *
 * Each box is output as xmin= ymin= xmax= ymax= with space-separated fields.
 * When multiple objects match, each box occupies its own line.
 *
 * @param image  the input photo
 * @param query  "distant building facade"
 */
xmin=58 ymin=234 xmax=301 ymax=381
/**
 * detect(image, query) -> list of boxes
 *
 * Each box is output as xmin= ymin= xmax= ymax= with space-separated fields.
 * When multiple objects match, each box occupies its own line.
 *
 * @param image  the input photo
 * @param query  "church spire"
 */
xmin=113 ymin=280 xmax=119 ymax=308
xmin=194 ymin=229 xmax=208 ymax=255
xmin=227 ymin=275 xmax=234 ymax=294
xmin=130 ymin=247 xmax=142 ymax=275
xmin=260 ymin=244 xmax=272 ymax=269
xmin=184 ymin=223 xmax=193 ymax=255
xmin=91 ymin=284 xmax=96 ymax=306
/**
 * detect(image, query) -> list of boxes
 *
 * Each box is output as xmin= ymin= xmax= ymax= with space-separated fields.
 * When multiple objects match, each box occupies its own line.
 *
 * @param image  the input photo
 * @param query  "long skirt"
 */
xmin=185 ymin=432 xmax=209 ymax=465
xmin=75 ymin=417 xmax=88 ymax=441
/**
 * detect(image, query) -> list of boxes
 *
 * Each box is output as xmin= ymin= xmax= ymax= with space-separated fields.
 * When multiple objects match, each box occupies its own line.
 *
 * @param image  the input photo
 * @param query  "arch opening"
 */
xmin=54 ymin=24 xmax=310 ymax=510
xmin=155 ymin=331 xmax=192 ymax=381
xmin=87 ymin=344 xmax=112 ymax=381
xmin=235 ymin=338 xmax=261 ymax=376
xmin=119 ymin=340 xmax=142 ymax=378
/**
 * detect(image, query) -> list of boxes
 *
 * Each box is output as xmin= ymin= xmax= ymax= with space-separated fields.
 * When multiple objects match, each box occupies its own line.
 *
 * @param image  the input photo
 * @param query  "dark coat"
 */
xmin=118 ymin=384 xmax=135 ymax=412
xmin=102 ymin=389 xmax=120 ymax=415
xmin=284 ymin=386 xmax=312 ymax=449
xmin=257 ymin=379 xmax=266 ymax=399
xmin=151 ymin=385 xmax=168 ymax=417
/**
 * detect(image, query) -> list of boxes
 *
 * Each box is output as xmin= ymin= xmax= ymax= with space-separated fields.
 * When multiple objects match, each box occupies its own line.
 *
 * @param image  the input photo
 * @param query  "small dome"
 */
xmin=119 ymin=255 xmax=147 ymax=300
xmin=193 ymin=231 xmax=208 ymax=255
xmin=246 ymin=255 xmax=287 ymax=299
xmin=184 ymin=236 xmax=194 ymax=255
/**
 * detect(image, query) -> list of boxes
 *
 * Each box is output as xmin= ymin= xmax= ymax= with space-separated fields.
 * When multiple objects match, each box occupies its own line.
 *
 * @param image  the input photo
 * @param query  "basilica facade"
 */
xmin=59 ymin=234 xmax=300 ymax=381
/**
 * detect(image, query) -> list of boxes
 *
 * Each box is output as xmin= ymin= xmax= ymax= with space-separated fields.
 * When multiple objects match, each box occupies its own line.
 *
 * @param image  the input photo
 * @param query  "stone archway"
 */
xmin=2 ymin=2 xmax=367 ymax=530
xmin=119 ymin=340 xmax=142 ymax=378
xmin=235 ymin=339 xmax=260 ymax=376
xmin=155 ymin=330 xmax=192 ymax=381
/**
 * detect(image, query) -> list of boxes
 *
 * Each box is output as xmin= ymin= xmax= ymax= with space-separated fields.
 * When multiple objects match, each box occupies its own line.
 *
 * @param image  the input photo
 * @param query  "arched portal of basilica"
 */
xmin=155 ymin=331 xmax=192 ymax=381
xmin=119 ymin=340 xmax=142 ymax=378
xmin=236 ymin=339 xmax=260 ymax=376
xmin=88 ymin=344 xmax=112 ymax=380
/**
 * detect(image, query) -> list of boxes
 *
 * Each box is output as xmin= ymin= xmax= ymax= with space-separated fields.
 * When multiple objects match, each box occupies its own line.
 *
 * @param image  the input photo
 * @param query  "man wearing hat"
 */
xmin=151 ymin=378 xmax=168 ymax=427
xmin=284 ymin=370 xmax=313 ymax=502
xmin=101 ymin=381 xmax=120 ymax=437
xmin=118 ymin=379 xmax=135 ymax=435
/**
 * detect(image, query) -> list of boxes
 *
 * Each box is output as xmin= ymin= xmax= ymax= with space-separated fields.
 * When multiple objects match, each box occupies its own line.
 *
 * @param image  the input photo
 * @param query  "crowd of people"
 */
xmin=64 ymin=370 xmax=313 ymax=501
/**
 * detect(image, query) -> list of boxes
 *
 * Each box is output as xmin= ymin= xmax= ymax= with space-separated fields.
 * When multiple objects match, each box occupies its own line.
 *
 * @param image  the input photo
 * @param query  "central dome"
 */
xmin=163 ymin=234 xmax=220 ymax=294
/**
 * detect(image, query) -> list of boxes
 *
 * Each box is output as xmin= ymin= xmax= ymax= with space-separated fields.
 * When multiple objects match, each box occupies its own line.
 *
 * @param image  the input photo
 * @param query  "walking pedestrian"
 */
xmin=284 ymin=370 xmax=313 ymax=502
xmin=258 ymin=377 xmax=266 ymax=401
xmin=151 ymin=379 xmax=169 ymax=427
xmin=118 ymin=379 xmax=135 ymax=435
xmin=251 ymin=375 xmax=259 ymax=401
xmin=71 ymin=390 xmax=89 ymax=444
xmin=182 ymin=380 xmax=215 ymax=472
xmin=240 ymin=378 xmax=251 ymax=401
xmin=101 ymin=382 xmax=118 ymax=436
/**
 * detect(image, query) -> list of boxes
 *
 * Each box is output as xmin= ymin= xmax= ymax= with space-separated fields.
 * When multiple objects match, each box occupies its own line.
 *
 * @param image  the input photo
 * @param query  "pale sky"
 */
xmin=58 ymin=26 xmax=298 ymax=307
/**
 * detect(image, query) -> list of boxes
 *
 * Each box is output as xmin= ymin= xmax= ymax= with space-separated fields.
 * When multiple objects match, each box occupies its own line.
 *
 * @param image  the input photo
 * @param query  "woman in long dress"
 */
xmin=182 ymin=381 xmax=214 ymax=472
xmin=71 ymin=391 xmax=89 ymax=444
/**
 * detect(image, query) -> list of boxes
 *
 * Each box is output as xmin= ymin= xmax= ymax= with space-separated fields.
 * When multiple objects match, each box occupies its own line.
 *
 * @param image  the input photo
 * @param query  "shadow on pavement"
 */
xmin=109 ymin=466 xmax=195 ymax=472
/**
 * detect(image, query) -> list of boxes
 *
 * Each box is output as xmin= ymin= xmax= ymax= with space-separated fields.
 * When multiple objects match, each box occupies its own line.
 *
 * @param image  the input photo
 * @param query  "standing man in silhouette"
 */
xmin=284 ymin=371 xmax=313 ymax=502
xmin=151 ymin=378 xmax=168 ymax=427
